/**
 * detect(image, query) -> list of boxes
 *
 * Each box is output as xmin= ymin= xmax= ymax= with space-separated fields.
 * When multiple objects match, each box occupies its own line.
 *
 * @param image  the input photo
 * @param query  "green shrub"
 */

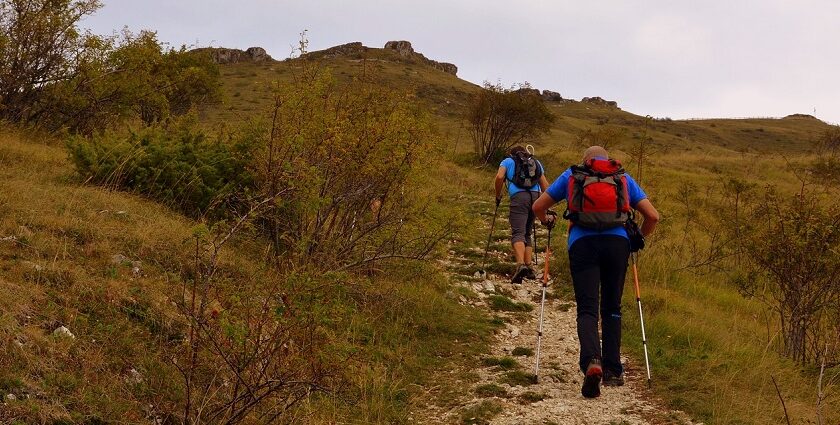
xmin=66 ymin=117 xmax=254 ymax=218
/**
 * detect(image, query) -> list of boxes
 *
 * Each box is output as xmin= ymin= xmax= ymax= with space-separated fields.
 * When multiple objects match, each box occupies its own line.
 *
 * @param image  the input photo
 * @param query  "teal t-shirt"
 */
xmin=500 ymin=157 xmax=544 ymax=196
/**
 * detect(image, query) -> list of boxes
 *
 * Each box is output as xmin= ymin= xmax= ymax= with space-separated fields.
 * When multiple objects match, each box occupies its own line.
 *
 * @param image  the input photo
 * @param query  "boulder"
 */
xmin=541 ymin=90 xmax=563 ymax=101
xmin=582 ymin=96 xmax=618 ymax=108
xmin=434 ymin=62 xmax=458 ymax=75
xmin=514 ymin=87 xmax=541 ymax=97
xmin=384 ymin=40 xmax=415 ymax=57
xmin=245 ymin=47 xmax=270 ymax=61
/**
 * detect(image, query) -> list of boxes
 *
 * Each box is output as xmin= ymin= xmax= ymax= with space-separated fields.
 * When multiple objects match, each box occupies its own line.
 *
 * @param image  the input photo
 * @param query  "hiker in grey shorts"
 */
xmin=494 ymin=146 xmax=550 ymax=283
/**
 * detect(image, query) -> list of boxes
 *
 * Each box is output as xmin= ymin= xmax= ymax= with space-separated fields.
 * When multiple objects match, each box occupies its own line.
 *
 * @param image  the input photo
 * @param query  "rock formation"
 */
xmin=383 ymin=40 xmax=458 ymax=76
xmin=541 ymin=90 xmax=563 ymax=101
xmin=193 ymin=47 xmax=273 ymax=64
xmin=384 ymin=40 xmax=414 ymax=57
xmin=317 ymin=42 xmax=368 ymax=57
xmin=582 ymin=96 xmax=618 ymax=108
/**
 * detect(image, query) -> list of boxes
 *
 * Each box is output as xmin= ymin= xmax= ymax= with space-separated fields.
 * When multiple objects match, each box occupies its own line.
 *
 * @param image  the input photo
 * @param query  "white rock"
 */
xmin=112 ymin=254 xmax=129 ymax=265
xmin=53 ymin=326 xmax=75 ymax=339
xmin=127 ymin=368 xmax=143 ymax=384
xmin=482 ymin=281 xmax=495 ymax=293
xmin=507 ymin=325 xmax=521 ymax=338
xmin=5 ymin=393 xmax=16 ymax=401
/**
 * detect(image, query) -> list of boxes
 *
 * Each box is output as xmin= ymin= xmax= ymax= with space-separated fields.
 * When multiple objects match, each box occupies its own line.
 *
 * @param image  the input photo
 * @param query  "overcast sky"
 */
xmin=81 ymin=0 xmax=840 ymax=123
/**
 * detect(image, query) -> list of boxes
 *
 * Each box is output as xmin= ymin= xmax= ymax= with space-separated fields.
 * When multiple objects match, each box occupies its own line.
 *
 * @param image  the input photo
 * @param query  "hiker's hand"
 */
xmin=541 ymin=211 xmax=556 ymax=229
xmin=495 ymin=196 xmax=502 ymax=207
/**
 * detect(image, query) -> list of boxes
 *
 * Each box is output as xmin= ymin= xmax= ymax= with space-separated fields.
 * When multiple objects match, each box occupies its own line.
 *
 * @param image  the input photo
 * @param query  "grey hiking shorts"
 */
xmin=509 ymin=191 xmax=539 ymax=246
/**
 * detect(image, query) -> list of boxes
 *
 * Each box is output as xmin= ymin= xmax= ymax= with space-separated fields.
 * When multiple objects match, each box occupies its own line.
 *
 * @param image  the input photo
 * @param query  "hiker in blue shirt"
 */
xmin=494 ymin=146 xmax=550 ymax=283
xmin=532 ymin=145 xmax=660 ymax=398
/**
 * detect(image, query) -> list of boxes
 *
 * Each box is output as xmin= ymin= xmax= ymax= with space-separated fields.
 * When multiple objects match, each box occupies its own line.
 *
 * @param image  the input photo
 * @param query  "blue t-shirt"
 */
xmin=500 ymin=157 xmax=544 ymax=196
xmin=545 ymin=165 xmax=647 ymax=250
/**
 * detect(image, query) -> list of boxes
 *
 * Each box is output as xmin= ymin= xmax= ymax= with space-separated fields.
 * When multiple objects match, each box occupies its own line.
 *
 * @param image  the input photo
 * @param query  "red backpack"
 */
xmin=563 ymin=158 xmax=631 ymax=229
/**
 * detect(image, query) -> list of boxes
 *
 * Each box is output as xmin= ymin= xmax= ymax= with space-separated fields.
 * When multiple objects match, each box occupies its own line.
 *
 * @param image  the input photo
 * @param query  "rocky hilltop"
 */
xmin=192 ymin=46 xmax=273 ymax=64
xmin=304 ymin=40 xmax=458 ymax=76
xmin=383 ymin=40 xmax=458 ymax=76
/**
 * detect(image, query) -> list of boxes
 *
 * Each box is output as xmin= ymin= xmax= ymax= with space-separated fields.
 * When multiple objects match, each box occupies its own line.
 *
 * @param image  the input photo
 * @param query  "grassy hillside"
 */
xmin=1 ymin=40 xmax=837 ymax=424
xmin=201 ymin=44 xmax=839 ymax=424
xmin=0 ymin=124 xmax=493 ymax=423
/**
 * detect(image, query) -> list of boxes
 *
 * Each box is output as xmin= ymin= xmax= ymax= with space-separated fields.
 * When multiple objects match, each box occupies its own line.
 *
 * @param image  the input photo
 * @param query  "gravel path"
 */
xmin=417 ymin=242 xmax=701 ymax=425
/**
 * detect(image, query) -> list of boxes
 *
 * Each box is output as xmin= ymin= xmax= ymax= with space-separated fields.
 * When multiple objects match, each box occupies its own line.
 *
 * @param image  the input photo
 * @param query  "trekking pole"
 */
xmin=531 ymin=192 xmax=538 ymax=266
xmin=478 ymin=200 xmax=501 ymax=277
xmin=630 ymin=252 xmax=653 ymax=387
xmin=534 ymin=224 xmax=552 ymax=381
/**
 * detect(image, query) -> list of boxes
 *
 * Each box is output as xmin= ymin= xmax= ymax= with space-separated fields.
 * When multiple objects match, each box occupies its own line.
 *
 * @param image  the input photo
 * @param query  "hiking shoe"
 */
xmin=603 ymin=370 xmax=625 ymax=387
xmin=581 ymin=358 xmax=603 ymax=398
xmin=524 ymin=265 xmax=537 ymax=280
xmin=511 ymin=264 xmax=529 ymax=284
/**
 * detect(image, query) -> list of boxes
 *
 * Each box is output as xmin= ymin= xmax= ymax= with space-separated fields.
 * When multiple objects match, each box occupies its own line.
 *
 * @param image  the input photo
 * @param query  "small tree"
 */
xmin=468 ymin=82 xmax=554 ymax=165
xmin=738 ymin=185 xmax=840 ymax=364
xmin=42 ymin=30 xmax=221 ymax=133
xmin=0 ymin=0 xmax=101 ymax=122
xmin=574 ymin=126 xmax=626 ymax=154
xmin=258 ymin=62 xmax=450 ymax=269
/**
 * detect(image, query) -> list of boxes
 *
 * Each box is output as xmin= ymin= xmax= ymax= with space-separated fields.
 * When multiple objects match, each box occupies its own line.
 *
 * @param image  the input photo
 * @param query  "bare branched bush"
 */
xmin=257 ymin=63 xmax=450 ymax=269
xmin=172 ymin=193 xmax=340 ymax=424
xmin=737 ymin=185 xmax=840 ymax=364
xmin=468 ymin=82 xmax=554 ymax=165
xmin=573 ymin=126 xmax=626 ymax=152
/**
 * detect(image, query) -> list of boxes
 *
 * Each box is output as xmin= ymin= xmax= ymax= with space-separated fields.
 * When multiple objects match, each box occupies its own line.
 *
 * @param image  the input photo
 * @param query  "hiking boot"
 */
xmin=524 ymin=265 xmax=537 ymax=280
xmin=511 ymin=264 xmax=529 ymax=284
xmin=581 ymin=358 xmax=603 ymax=398
xmin=603 ymin=370 xmax=625 ymax=387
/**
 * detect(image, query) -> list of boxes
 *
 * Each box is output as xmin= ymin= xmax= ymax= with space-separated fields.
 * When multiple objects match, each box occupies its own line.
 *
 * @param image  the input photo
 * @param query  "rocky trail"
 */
xmin=415 ymin=209 xmax=701 ymax=425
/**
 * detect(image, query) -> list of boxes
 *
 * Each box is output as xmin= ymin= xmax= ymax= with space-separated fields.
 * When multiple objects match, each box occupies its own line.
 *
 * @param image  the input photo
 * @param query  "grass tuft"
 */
xmin=512 ymin=346 xmax=534 ymax=356
xmin=474 ymin=383 xmax=508 ymax=398
xmin=460 ymin=400 xmax=503 ymax=425
xmin=488 ymin=295 xmax=533 ymax=312
xmin=480 ymin=356 xmax=518 ymax=370
xmin=501 ymin=370 xmax=537 ymax=386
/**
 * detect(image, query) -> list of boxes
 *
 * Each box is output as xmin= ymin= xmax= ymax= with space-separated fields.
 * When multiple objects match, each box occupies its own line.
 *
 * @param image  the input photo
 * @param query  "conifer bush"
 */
xmin=66 ymin=117 xmax=254 ymax=218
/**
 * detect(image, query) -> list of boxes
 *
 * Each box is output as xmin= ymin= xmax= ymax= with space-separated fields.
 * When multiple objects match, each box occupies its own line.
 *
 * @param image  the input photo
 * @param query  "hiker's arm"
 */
xmin=494 ymin=166 xmax=506 ymax=201
xmin=532 ymin=192 xmax=556 ymax=224
xmin=539 ymin=175 xmax=549 ymax=192
xmin=635 ymin=199 xmax=660 ymax=237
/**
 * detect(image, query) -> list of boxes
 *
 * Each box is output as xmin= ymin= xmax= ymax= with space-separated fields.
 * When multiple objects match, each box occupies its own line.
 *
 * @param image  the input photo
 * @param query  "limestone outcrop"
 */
xmin=582 ymin=96 xmax=618 ymax=108
xmin=541 ymin=90 xmax=563 ymax=101
xmin=318 ymin=42 xmax=367 ymax=57
xmin=383 ymin=40 xmax=458 ymax=76
xmin=193 ymin=47 xmax=273 ymax=64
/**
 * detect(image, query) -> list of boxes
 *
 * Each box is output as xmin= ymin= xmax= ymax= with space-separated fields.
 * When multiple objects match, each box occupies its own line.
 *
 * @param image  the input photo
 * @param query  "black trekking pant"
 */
xmin=568 ymin=235 xmax=630 ymax=375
